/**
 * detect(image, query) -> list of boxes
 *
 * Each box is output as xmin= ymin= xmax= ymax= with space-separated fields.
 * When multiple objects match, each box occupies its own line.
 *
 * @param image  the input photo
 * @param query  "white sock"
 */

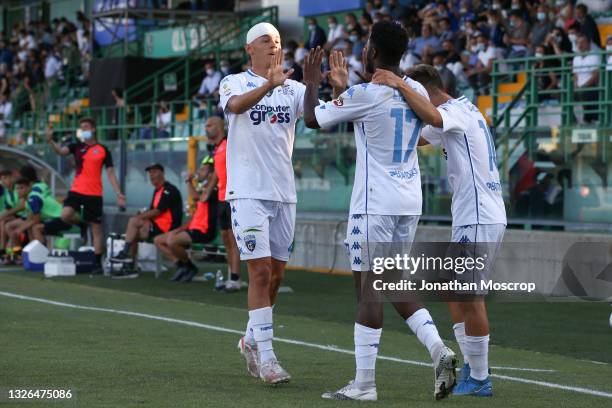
xmin=354 ymin=323 xmax=382 ymax=389
xmin=244 ymin=317 xmax=256 ymax=345
xmin=464 ymin=335 xmax=489 ymax=381
xmin=453 ymin=322 xmax=470 ymax=366
xmin=406 ymin=308 xmax=444 ymax=364
xmin=249 ymin=306 xmax=277 ymax=363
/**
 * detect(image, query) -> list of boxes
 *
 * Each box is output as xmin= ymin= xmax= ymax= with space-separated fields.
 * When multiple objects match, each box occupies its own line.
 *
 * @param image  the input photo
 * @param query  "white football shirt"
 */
xmin=314 ymin=78 xmax=427 ymax=215
xmin=219 ymin=70 xmax=306 ymax=203
xmin=421 ymin=96 xmax=507 ymax=226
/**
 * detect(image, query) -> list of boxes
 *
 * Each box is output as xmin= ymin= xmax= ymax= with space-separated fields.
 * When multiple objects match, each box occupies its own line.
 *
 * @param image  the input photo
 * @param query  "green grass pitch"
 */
xmin=1 ymin=267 xmax=611 ymax=407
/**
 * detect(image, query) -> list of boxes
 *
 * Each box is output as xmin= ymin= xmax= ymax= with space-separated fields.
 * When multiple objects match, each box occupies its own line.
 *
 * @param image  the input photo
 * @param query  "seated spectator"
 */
xmin=573 ymin=33 xmax=601 ymax=123
xmin=432 ymin=52 xmax=457 ymax=97
xmin=306 ymin=18 xmax=326 ymax=50
xmin=349 ymin=28 xmax=365 ymax=58
xmin=504 ymin=11 xmax=530 ymax=68
xmin=567 ymin=23 xmax=581 ymax=52
xmin=412 ymin=23 xmax=441 ymax=60
xmin=468 ymin=33 xmax=496 ymax=95
xmin=437 ymin=17 xmax=454 ymax=43
xmin=195 ymin=61 xmax=222 ymax=100
xmin=545 ymin=27 xmax=573 ymax=55
xmin=325 ymin=16 xmax=346 ymax=51
xmin=534 ymin=45 xmax=559 ymax=102
xmin=530 ymin=4 xmax=553 ymax=54
xmin=156 ymin=102 xmax=171 ymax=138
xmin=441 ymin=39 xmax=461 ymax=64
xmin=359 ymin=12 xmax=373 ymax=35
xmin=111 ymin=163 xmax=183 ymax=271
xmin=343 ymin=41 xmax=363 ymax=87
xmin=155 ymin=156 xmax=218 ymax=282
xmin=344 ymin=13 xmax=362 ymax=37
xmin=575 ymin=3 xmax=601 ymax=47
xmin=387 ymin=0 xmax=407 ymax=21
xmin=458 ymin=0 xmax=477 ymax=29
xmin=284 ymin=52 xmax=303 ymax=82
xmin=219 ymin=59 xmax=232 ymax=77
xmin=0 ymin=92 xmax=12 ymax=143
xmin=486 ymin=10 xmax=506 ymax=48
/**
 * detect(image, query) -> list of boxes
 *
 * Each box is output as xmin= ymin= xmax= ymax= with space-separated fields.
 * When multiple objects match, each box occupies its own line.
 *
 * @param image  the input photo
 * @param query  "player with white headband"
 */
xmin=219 ymin=22 xmax=335 ymax=385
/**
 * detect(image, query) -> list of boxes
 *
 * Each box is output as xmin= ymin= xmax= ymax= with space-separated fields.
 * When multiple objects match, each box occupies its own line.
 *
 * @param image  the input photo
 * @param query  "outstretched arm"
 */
xmin=303 ymin=47 xmax=325 ymax=129
xmin=372 ymin=69 xmax=443 ymax=128
xmin=46 ymin=124 xmax=70 ymax=156
xmin=225 ymin=50 xmax=294 ymax=114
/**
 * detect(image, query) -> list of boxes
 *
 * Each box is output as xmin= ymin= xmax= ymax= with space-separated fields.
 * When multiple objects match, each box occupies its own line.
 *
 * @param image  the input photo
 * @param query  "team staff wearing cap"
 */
xmin=46 ymin=117 xmax=126 ymax=274
xmin=154 ymin=155 xmax=218 ymax=283
xmin=111 ymin=163 xmax=183 ymax=269
xmin=205 ymin=116 xmax=242 ymax=292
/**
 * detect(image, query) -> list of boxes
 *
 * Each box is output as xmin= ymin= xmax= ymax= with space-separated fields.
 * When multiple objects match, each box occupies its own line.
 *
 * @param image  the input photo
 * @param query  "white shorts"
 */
xmin=229 ymin=199 xmax=296 ymax=262
xmin=345 ymin=214 xmax=420 ymax=272
xmin=447 ymin=224 xmax=506 ymax=293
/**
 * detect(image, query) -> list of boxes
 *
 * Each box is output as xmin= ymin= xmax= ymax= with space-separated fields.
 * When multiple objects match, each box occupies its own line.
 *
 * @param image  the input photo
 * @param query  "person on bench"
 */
xmin=111 ymin=163 xmax=183 ymax=270
xmin=154 ymin=155 xmax=218 ymax=282
xmin=0 ymin=170 xmax=21 ymax=258
xmin=7 ymin=177 xmax=62 ymax=249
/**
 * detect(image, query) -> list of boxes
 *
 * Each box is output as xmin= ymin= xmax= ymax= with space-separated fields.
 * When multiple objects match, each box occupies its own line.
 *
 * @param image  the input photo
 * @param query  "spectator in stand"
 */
xmin=156 ymin=101 xmax=172 ymax=138
xmin=195 ymin=61 xmax=222 ymax=100
xmin=325 ymin=16 xmax=346 ymax=51
xmin=371 ymin=0 xmax=387 ymax=16
xmin=349 ymin=28 xmax=365 ymax=59
xmin=387 ymin=0 xmax=406 ymax=21
xmin=344 ymin=13 xmax=362 ymax=37
xmin=0 ymin=92 xmax=12 ymax=143
xmin=504 ymin=10 xmax=530 ymax=68
xmin=457 ymin=0 xmax=477 ymax=29
xmin=219 ymin=59 xmax=232 ymax=77
xmin=567 ymin=23 xmax=581 ymax=52
xmin=432 ymin=52 xmax=457 ymax=97
xmin=284 ymin=52 xmax=303 ymax=82
xmin=60 ymin=33 xmax=80 ymax=85
xmin=486 ymin=10 xmax=507 ymax=49
xmin=534 ymin=44 xmax=559 ymax=102
xmin=343 ymin=41 xmax=364 ymax=87
xmin=441 ymin=39 xmax=461 ymax=64
xmin=0 ymin=40 xmax=14 ymax=69
xmin=545 ymin=27 xmax=573 ymax=55
xmin=412 ymin=23 xmax=441 ymax=60
xmin=510 ymin=0 xmax=530 ymax=23
xmin=573 ymin=33 xmax=601 ymax=123
xmin=468 ymin=33 xmax=496 ymax=95
xmin=359 ymin=12 xmax=373 ymax=35
xmin=437 ymin=17 xmax=455 ymax=43
xmin=530 ymin=3 xmax=554 ymax=54
xmin=306 ymin=18 xmax=326 ymax=50
xmin=575 ymin=3 xmax=601 ymax=47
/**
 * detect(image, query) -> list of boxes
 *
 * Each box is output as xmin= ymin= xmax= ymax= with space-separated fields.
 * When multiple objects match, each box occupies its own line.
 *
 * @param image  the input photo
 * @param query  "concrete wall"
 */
xmin=289 ymin=215 xmax=612 ymax=298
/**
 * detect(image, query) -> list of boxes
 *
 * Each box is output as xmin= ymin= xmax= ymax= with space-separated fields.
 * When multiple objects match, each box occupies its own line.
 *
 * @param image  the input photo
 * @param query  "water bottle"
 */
xmin=214 ymin=269 xmax=225 ymax=291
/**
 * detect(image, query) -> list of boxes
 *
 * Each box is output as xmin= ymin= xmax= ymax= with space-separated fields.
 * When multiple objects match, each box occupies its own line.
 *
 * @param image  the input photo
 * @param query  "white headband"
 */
xmin=246 ymin=22 xmax=280 ymax=44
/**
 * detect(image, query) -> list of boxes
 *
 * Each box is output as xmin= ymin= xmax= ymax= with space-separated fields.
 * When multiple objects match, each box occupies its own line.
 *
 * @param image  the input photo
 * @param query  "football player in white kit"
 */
xmin=219 ymin=22 xmax=306 ymax=384
xmin=303 ymin=22 xmax=457 ymax=401
xmin=372 ymin=64 xmax=507 ymax=397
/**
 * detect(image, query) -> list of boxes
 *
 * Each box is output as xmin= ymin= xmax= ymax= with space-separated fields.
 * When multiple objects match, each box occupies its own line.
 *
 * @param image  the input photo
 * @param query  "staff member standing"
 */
xmin=46 ymin=117 xmax=126 ymax=274
xmin=206 ymin=116 xmax=242 ymax=291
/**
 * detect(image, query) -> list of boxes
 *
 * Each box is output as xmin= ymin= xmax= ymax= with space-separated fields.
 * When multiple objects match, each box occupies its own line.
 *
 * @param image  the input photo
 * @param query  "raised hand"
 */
xmin=267 ymin=49 xmax=294 ymax=88
xmin=303 ymin=46 xmax=325 ymax=85
xmin=45 ymin=124 xmax=54 ymax=143
xmin=327 ymin=50 xmax=349 ymax=91
xmin=371 ymin=68 xmax=403 ymax=89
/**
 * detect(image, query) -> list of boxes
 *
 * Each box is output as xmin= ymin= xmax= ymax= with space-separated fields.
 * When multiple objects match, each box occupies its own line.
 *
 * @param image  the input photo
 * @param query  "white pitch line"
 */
xmin=1 ymin=290 xmax=610 ymax=399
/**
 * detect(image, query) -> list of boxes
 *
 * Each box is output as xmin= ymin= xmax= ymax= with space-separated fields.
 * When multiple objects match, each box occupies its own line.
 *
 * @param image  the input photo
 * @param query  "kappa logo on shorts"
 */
xmin=459 ymin=235 xmax=471 ymax=243
xmin=351 ymin=242 xmax=361 ymax=250
xmin=245 ymin=234 xmax=256 ymax=252
xmin=353 ymin=257 xmax=362 ymax=265
xmin=351 ymin=226 xmax=361 ymax=235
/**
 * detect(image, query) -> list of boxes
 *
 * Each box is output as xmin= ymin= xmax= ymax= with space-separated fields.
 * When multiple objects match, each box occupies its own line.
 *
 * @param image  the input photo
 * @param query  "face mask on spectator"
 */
xmin=475 ymin=43 xmax=485 ymax=52
xmin=206 ymin=68 xmax=214 ymax=76
xmin=568 ymin=33 xmax=577 ymax=43
xmin=607 ymin=45 xmax=612 ymax=51
xmin=511 ymin=3 xmax=520 ymax=10
xmin=79 ymin=130 xmax=92 ymax=141
xmin=537 ymin=12 xmax=546 ymax=21
xmin=347 ymin=24 xmax=354 ymax=31
xmin=349 ymin=35 xmax=358 ymax=42
xmin=492 ymin=3 xmax=501 ymax=10
xmin=509 ymin=20 xmax=516 ymax=28
xmin=465 ymin=28 xmax=473 ymax=35
xmin=328 ymin=23 xmax=336 ymax=30
xmin=460 ymin=8 xmax=468 ymax=14
xmin=435 ymin=64 xmax=444 ymax=71
xmin=308 ymin=24 xmax=316 ymax=31
xmin=535 ymin=52 xmax=544 ymax=58
xmin=488 ymin=19 xmax=496 ymax=26
xmin=221 ymin=65 xmax=230 ymax=74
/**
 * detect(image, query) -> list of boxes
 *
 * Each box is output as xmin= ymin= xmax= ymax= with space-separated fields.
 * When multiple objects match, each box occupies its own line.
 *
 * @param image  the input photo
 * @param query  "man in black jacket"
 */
xmin=306 ymin=18 xmax=326 ymax=50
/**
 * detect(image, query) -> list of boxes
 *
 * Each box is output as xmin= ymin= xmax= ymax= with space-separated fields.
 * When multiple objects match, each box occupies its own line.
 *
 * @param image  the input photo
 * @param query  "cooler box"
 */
xmin=23 ymin=240 xmax=49 ymax=271
xmin=44 ymin=251 xmax=76 ymax=277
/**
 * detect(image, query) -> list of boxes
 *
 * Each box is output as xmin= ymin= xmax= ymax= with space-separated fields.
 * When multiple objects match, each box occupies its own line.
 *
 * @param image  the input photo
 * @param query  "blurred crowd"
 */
xmin=0 ymin=12 xmax=92 ymax=141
